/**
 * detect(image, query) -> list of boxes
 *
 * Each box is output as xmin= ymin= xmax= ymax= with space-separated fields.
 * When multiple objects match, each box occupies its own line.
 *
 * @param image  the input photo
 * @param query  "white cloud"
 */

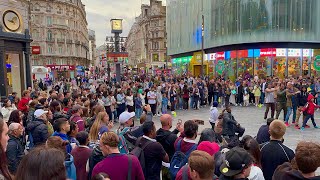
xmin=83 ymin=0 xmax=142 ymax=46
xmin=83 ymin=0 xmax=166 ymax=47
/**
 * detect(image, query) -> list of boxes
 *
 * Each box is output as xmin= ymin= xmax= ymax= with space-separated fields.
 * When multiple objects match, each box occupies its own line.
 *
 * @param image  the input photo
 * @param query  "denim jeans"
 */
xmin=214 ymin=94 xmax=218 ymax=102
xmin=178 ymin=97 xmax=183 ymax=109
xmin=260 ymin=92 xmax=265 ymax=104
xmin=317 ymin=95 xmax=320 ymax=106
xmin=112 ymin=111 xmax=117 ymax=121
xmin=285 ymin=106 xmax=297 ymax=123
xmin=162 ymin=104 xmax=168 ymax=114
xmin=135 ymin=108 xmax=142 ymax=119
xmin=302 ymin=114 xmax=317 ymax=127
xmin=190 ymin=96 xmax=194 ymax=108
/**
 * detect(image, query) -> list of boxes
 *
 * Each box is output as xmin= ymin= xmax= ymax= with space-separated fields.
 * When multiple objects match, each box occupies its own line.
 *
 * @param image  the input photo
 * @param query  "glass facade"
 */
xmin=167 ymin=0 xmax=320 ymax=56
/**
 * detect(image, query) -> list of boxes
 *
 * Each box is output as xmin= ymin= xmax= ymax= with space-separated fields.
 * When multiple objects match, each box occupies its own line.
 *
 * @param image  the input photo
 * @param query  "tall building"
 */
xmin=0 ymin=0 xmax=32 ymax=98
xmin=30 ymin=0 xmax=90 ymax=79
xmin=126 ymin=0 xmax=167 ymax=72
xmin=88 ymin=29 xmax=96 ymax=65
xmin=167 ymin=0 xmax=320 ymax=79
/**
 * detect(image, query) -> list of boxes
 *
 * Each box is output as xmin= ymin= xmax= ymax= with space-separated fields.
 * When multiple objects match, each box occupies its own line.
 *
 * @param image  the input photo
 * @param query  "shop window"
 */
xmin=237 ymin=58 xmax=253 ymax=79
xmin=254 ymin=57 xmax=272 ymax=79
xmin=152 ymin=54 xmax=159 ymax=62
xmin=288 ymin=57 xmax=301 ymax=78
xmin=5 ymin=54 xmax=22 ymax=95
xmin=273 ymin=57 xmax=286 ymax=79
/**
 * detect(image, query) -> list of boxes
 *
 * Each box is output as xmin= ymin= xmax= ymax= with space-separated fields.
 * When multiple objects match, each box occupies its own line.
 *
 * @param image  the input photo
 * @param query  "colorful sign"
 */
xmin=215 ymin=52 xmax=225 ymax=60
xmin=314 ymin=56 xmax=320 ymax=71
xmin=260 ymin=48 xmax=276 ymax=57
xmin=46 ymin=65 xmax=75 ymax=71
xmin=216 ymin=61 xmax=225 ymax=75
xmin=32 ymin=46 xmax=41 ymax=54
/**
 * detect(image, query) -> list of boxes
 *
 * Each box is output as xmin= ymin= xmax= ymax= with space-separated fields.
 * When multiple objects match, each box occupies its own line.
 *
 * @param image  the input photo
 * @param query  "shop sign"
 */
xmin=288 ymin=49 xmax=301 ymax=57
xmin=215 ymin=52 xmax=225 ymax=60
xmin=303 ymin=49 xmax=313 ymax=57
xmin=314 ymin=56 xmax=320 ymax=71
xmin=207 ymin=53 xmax=216 ymax=61
xmin=32 ymin=46 xmax=41 ymax=54
xmin=276 ymin=49 xmax=286 ymax=57
xmin=46 ymin=65 xmax=75 ymax=71
xmin=260 ymin=48 xmax=276 ymax=57
xmin=216 ymin=60 xmax=225 ymax=75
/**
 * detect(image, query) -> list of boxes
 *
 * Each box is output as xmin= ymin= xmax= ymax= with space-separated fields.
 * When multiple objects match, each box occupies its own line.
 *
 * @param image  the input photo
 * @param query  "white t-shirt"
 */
xmin=147 ymin=91 xmax=157 ymax=104
xmin=248 ymin=166 xmax=265 ymax=180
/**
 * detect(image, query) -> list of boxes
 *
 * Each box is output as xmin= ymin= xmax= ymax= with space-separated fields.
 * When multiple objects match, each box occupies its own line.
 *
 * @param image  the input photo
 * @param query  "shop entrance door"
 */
xmin=5 ymin=53 xmax=22 ymax=97
xmin=194 ymin=65 xmax=201 ymax=77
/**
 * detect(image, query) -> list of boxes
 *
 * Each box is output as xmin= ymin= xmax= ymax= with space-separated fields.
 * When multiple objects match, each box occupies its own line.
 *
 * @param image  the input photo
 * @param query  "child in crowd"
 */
xmin=135 ymin=93 xmax=143 ymax=120
xmin=162 ymin=93 xmax=168 ymax=114
xmin=301 ymin=94 xmax=320 ymax=131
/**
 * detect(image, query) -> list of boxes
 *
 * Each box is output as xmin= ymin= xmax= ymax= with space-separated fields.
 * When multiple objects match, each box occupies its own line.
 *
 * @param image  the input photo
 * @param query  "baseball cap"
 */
xmin=119 ymin=111 xmax=135 ymax=124
xmin=34 ymin=109 xmax=48 ymax=118
xmin=220 ymin=147 xmax=252 ymax=177
xmin=212 ymin=101 xmax=219 ymax=107
xmin=197 ymin=141 xmax=220 ymax=156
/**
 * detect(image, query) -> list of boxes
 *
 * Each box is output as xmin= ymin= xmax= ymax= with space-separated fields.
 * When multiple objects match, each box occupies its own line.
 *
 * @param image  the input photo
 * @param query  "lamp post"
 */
xmin=201 ymin=14 xmax=204 ymax=78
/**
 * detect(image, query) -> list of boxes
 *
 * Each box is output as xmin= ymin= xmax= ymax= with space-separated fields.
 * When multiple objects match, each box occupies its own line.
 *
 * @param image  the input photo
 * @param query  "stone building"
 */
xmin=30 ymin=0 xmax=90 ymax=79
xmin=126 ymin=0 xmax=167 ymax=72
xmin=88 ymin=29 xmax=96 ymax=65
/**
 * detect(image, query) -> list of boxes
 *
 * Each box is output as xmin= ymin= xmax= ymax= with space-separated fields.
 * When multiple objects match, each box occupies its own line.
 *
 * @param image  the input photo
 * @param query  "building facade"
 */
xmin=88 ymin=29 xmax=96 ymax=65
xmin=0 ymin=0 xmax=32 ymax=98
xmin=167 ymin=0 xmax=320 ymax=79
xmin=30 ymin=0 xmax=90 ymax=79
xmin=126 ymin=0 xmax=167 ymax=72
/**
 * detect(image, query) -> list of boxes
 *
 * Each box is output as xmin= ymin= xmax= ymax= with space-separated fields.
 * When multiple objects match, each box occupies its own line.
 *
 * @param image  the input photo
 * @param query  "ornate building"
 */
xmin=30 ymin=0 xmax=89 ymax=78
xmin=88 ymin=29 xmax=96 ymax=65
xmin=126 ymin=0 xmax=167 ymax=71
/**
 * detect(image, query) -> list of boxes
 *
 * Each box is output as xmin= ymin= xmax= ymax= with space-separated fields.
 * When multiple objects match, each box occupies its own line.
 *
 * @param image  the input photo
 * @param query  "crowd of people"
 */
xmin=0 ymin=74 xmax=319 ymax=180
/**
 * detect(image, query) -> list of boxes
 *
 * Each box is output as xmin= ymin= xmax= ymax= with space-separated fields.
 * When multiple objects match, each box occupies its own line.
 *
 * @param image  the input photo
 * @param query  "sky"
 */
xmin=82 ymin=0 xmax=166 ymax=47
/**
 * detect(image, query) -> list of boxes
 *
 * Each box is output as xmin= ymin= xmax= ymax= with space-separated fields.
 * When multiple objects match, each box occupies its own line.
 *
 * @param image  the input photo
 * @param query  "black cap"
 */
xmin=220 ymin=147 xmax=252 ymax=177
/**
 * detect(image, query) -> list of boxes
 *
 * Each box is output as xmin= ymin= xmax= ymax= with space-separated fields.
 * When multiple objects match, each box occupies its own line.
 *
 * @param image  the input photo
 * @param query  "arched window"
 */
xmin=34 ymin=3 xmax=40 ymax=11
xmin=46 ymin=4 xmax=51 ymax=12
xmin=47 ymin=30 xmax=53 ymax=40
xmin=57 ymin=6 xmax=62 ymax=14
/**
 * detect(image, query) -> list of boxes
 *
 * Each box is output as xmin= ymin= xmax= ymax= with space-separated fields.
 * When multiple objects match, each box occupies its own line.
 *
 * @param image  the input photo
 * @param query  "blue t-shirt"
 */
xmin=98 ymin=126 xmax=109 ymax=140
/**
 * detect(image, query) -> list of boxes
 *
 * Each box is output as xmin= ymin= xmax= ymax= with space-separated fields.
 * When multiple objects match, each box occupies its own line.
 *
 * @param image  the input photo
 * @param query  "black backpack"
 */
xmin=130 ymin=138 xmax=153 ymax=177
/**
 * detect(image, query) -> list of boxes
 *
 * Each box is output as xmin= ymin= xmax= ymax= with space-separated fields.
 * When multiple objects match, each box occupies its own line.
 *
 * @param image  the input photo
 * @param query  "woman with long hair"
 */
xmin=0 ymin=116 xmax=12 ymax=180
xmin=14 ymin=147 xmax=66 ymax=180
xmin=240 ymin=135 xmax=265 ymax=180
xmin=46 ymin=136 xmax=76 ymax=180
xmin=7 ymin=110 xmax=23 ymax=126
xmin=89 ymin=112 xmax=113 ymax=144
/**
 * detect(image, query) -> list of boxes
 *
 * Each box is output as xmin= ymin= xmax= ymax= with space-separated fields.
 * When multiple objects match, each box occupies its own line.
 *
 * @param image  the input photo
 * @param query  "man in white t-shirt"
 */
xmin=147 ymin=86 xmax=157 ymax=116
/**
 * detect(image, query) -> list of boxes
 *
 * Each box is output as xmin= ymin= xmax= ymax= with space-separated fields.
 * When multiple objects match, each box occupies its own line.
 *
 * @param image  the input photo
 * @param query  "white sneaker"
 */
xmin=157 ymin=114 xmax=161 ymax=117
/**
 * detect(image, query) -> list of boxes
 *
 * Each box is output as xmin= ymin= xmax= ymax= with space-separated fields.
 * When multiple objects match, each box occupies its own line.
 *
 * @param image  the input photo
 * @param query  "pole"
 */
xmin=201 ymin=14 xmax=204 ymax=78
xmin=115 ymin=33 xmax=121 ymax=82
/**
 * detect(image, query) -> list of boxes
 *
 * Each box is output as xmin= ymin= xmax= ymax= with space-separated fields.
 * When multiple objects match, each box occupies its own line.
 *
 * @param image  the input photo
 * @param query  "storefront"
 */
xmin=206 ymin=48 xmax=319 ymax=80
xmin=171 ymin=56 xmax=192 ymax=75
xmin=0 ymin=10 xmax=32 ymax=98
xmin=32 ymin=66 xmax=49 ymax=80
xmin=46 ymin=65 xmax=75 ymax=80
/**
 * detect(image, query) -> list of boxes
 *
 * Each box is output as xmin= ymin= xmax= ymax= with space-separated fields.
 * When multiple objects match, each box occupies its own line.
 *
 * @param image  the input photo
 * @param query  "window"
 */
xmin=145 ymin=9 xmax=148 ymax=16
xmin=57 ymin=7 xmax=62 ymax=14
xmin=32 ymin=30 xmax=40 ymax=39
xmin=47 ymin=59 xmax=52 ymax=65
xmin=34 ymin=4 xmax=40 ymax=11
xmin=46 ymin=5 xmax=51 ymax=13
xmin=47 ymin=16 xmax=52 ymax=26
xmin=47 ymin=30 xmax=53 ymax=40
xmin=58 ymin=45 xmax=63 ymax=54
xmin=47 ymin=45 xmax=53 ymax=54
xmin=164 ymin=42 xmax=167 ymax=48
xmin=155 ymin=32 xmax=159 ymax=38
xmin=152 ymin=54 xmax=159 ymax=62
xmin=65 ymin=19 xmax=69 ymax=26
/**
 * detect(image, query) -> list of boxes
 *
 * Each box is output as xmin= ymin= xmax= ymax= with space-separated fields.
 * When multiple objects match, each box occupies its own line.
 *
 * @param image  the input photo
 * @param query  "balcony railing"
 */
xmin=75 ymin=40 xmax=81 ymax=45
xmin=46 ymin=38 xmax=55 ymax=42
xmin=66 ymin=39 xmax=73 ymax=44
xmin=53 ymin=23 xmax=69 ymax=30
xmin=57 ymin=38 xmax=65 ymax=43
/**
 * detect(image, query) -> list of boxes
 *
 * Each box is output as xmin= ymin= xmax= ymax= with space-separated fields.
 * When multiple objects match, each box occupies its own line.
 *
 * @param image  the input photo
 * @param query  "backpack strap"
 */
xmin=176 ymin=139 xmax=183 ymax=151
xmin=182 ymin=165 xmax=189 ymax=180
xmin=185 ymin=143 xmax=197 ymax=157
xmin=127 ymin=155 xmax=132 ymax=180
